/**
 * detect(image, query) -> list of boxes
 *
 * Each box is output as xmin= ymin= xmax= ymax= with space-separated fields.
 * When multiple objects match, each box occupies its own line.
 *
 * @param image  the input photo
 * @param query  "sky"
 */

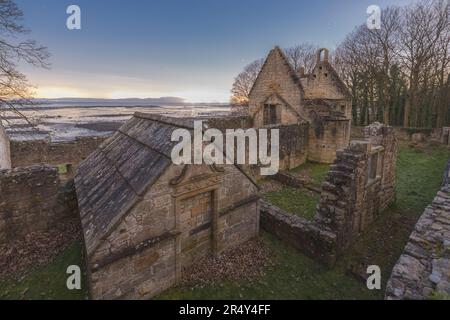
xmin=15 ymin=0 xmax=417 ymax=102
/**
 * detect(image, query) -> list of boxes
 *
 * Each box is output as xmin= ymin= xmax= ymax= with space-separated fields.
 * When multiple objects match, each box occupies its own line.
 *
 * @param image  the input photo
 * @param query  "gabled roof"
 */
xmin=75 ymin=113 xmax=258 ymax=257
xmin=248 ymin=46 xmax=305 ymax=99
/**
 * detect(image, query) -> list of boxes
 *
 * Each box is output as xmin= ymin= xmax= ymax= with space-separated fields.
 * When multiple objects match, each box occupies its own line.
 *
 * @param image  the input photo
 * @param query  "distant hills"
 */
xmin=6 ymin=97 xmax=228 ymax=110
xmin=33 ymin=97 xmax=186 ymax=105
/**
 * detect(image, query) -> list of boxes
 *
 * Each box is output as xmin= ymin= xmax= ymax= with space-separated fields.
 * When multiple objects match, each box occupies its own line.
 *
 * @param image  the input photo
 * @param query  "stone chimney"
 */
xmin=317 ymin=48 xmax=329 ymax=64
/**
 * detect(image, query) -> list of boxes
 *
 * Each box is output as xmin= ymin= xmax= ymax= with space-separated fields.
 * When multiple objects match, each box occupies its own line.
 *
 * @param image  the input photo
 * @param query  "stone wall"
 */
xmin=385 ymin=161 xmax=450 ymax=300
xmin=351 ymin=126 xmax=437 ymax=142
xmin=278 ymin=123 xmax=309 ymax=170
xmin=0 ymin=166 xmax=73 ymax=244
xmin=206 ymin=115 xmax=309 ymax=175
xmin=10 ymin=136 xmax=107 ymax=178
xmin=260 ymin=200 xmax=337 ymax=265
xmin=205 ymin=115 xmax=253 ymax=131
xmin=0 ymin=124 xmax=11 ymax=169
xmin=315 ymin=123 xmax=398 ymax=252
xmin=308 ymin=119 xmax=350 ymax=163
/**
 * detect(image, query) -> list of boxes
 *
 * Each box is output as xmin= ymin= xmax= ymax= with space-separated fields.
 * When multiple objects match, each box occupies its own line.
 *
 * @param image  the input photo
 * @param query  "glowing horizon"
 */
xmin=17 ymin=0 xmax=418 ymax=104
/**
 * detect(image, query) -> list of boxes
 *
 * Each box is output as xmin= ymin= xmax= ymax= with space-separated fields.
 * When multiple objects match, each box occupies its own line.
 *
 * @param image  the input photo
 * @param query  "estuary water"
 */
xmin=2 ymin=103 xmax=230 ymax=142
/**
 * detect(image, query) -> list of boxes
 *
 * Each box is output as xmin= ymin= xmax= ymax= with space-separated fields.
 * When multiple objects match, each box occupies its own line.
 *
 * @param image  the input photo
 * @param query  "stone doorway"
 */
xmin=178 ymin=191 xmax=214 ymax=269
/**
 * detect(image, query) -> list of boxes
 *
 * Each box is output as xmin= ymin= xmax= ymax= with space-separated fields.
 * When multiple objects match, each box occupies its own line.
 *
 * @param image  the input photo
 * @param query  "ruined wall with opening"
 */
xmin=261 ymin=123 xmax=398 ymax=265
xmin=315 ymin=123 xmax=398 ymax=251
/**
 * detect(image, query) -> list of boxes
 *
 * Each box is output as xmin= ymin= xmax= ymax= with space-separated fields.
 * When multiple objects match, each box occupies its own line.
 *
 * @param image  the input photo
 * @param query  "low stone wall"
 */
xmin=205 ymin=114 xmax=254 ymax=131
xmin=10 ymin=136 xmax=107 ymax=178
xmin=385 ymin=162 xmax=450 ymax=300
xmin=351 ymin=126 xmax=436 ymax=142
xmin=271 ymin=171 xmax=321 ymax=193
xmin=260 ymin=200 xmax=337 ymax=265
xmin=271 ymin=171 xmax=304 ymax=188
xmin=0 ymin=166 xmax=77 ymax=244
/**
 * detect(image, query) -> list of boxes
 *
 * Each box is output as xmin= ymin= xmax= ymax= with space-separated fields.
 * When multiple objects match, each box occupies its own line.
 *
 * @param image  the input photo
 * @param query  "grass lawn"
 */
xmin=264 ymin=187 xmax=319 ymax=220
xmin=0 ymin=241 xmax=88 ymax=300
xmin=263 ymin=161 xmax=330 ymax=220
xmin=1 ymin=142 xmax=448 ymax=300
xmin=290 ymin=161 xmax=331 ymax=186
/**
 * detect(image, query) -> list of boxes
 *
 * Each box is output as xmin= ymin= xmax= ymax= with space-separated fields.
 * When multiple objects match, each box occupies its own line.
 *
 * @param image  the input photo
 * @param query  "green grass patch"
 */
xmin=264 ymin=187 xmax=319 ymax=220
xmin=291 ymin=161 xmax=331 ymax=186
xmin=0 ymin=241 xmax=88 ymax=300
xmin=395 ymin=142 xmax=449 ymax=215
xmin=158 ymin=232 xmax=379 ymax=300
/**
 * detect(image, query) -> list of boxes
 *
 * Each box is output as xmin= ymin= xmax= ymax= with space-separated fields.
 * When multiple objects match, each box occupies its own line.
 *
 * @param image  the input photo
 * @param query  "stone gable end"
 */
xmin=248 ymin=48 xmax=304 ymax=126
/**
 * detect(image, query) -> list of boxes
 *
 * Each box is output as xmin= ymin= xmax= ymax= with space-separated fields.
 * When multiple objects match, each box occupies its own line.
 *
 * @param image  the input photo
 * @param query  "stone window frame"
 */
xmin=367 ymin=146 xmax=384 ymax=186
xmin=263 ymin=103 xmax=280 ymax=126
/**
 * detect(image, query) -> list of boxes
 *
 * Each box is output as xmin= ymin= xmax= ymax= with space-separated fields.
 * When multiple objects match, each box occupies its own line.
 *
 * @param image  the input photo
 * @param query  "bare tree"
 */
xmin=335 ymin=0 xmax=449 ymax=128
xmin=369 ymin=6 xmax=402 ymax=124
xmin=0 ymin=0 xmax=50 ymax=124
xmin=284 ymin=43 xmax=318 ymax=74
xmin=398 ymin=0 xmax=449 ymax=127
xmin=230 ymin=58 xmax=263 ymax=109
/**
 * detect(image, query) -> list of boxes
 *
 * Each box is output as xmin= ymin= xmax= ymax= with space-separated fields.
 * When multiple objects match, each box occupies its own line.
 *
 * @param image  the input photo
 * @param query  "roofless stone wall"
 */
xmin=262 ymin=123 xmax=398 ymax=265
xmin=385 ymin=161 xmax=450 ymax=300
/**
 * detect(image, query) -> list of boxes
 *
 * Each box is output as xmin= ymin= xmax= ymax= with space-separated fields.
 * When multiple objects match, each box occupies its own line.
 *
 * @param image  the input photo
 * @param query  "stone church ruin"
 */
xmin=2 ymin=44 xmax=442 ymax=300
